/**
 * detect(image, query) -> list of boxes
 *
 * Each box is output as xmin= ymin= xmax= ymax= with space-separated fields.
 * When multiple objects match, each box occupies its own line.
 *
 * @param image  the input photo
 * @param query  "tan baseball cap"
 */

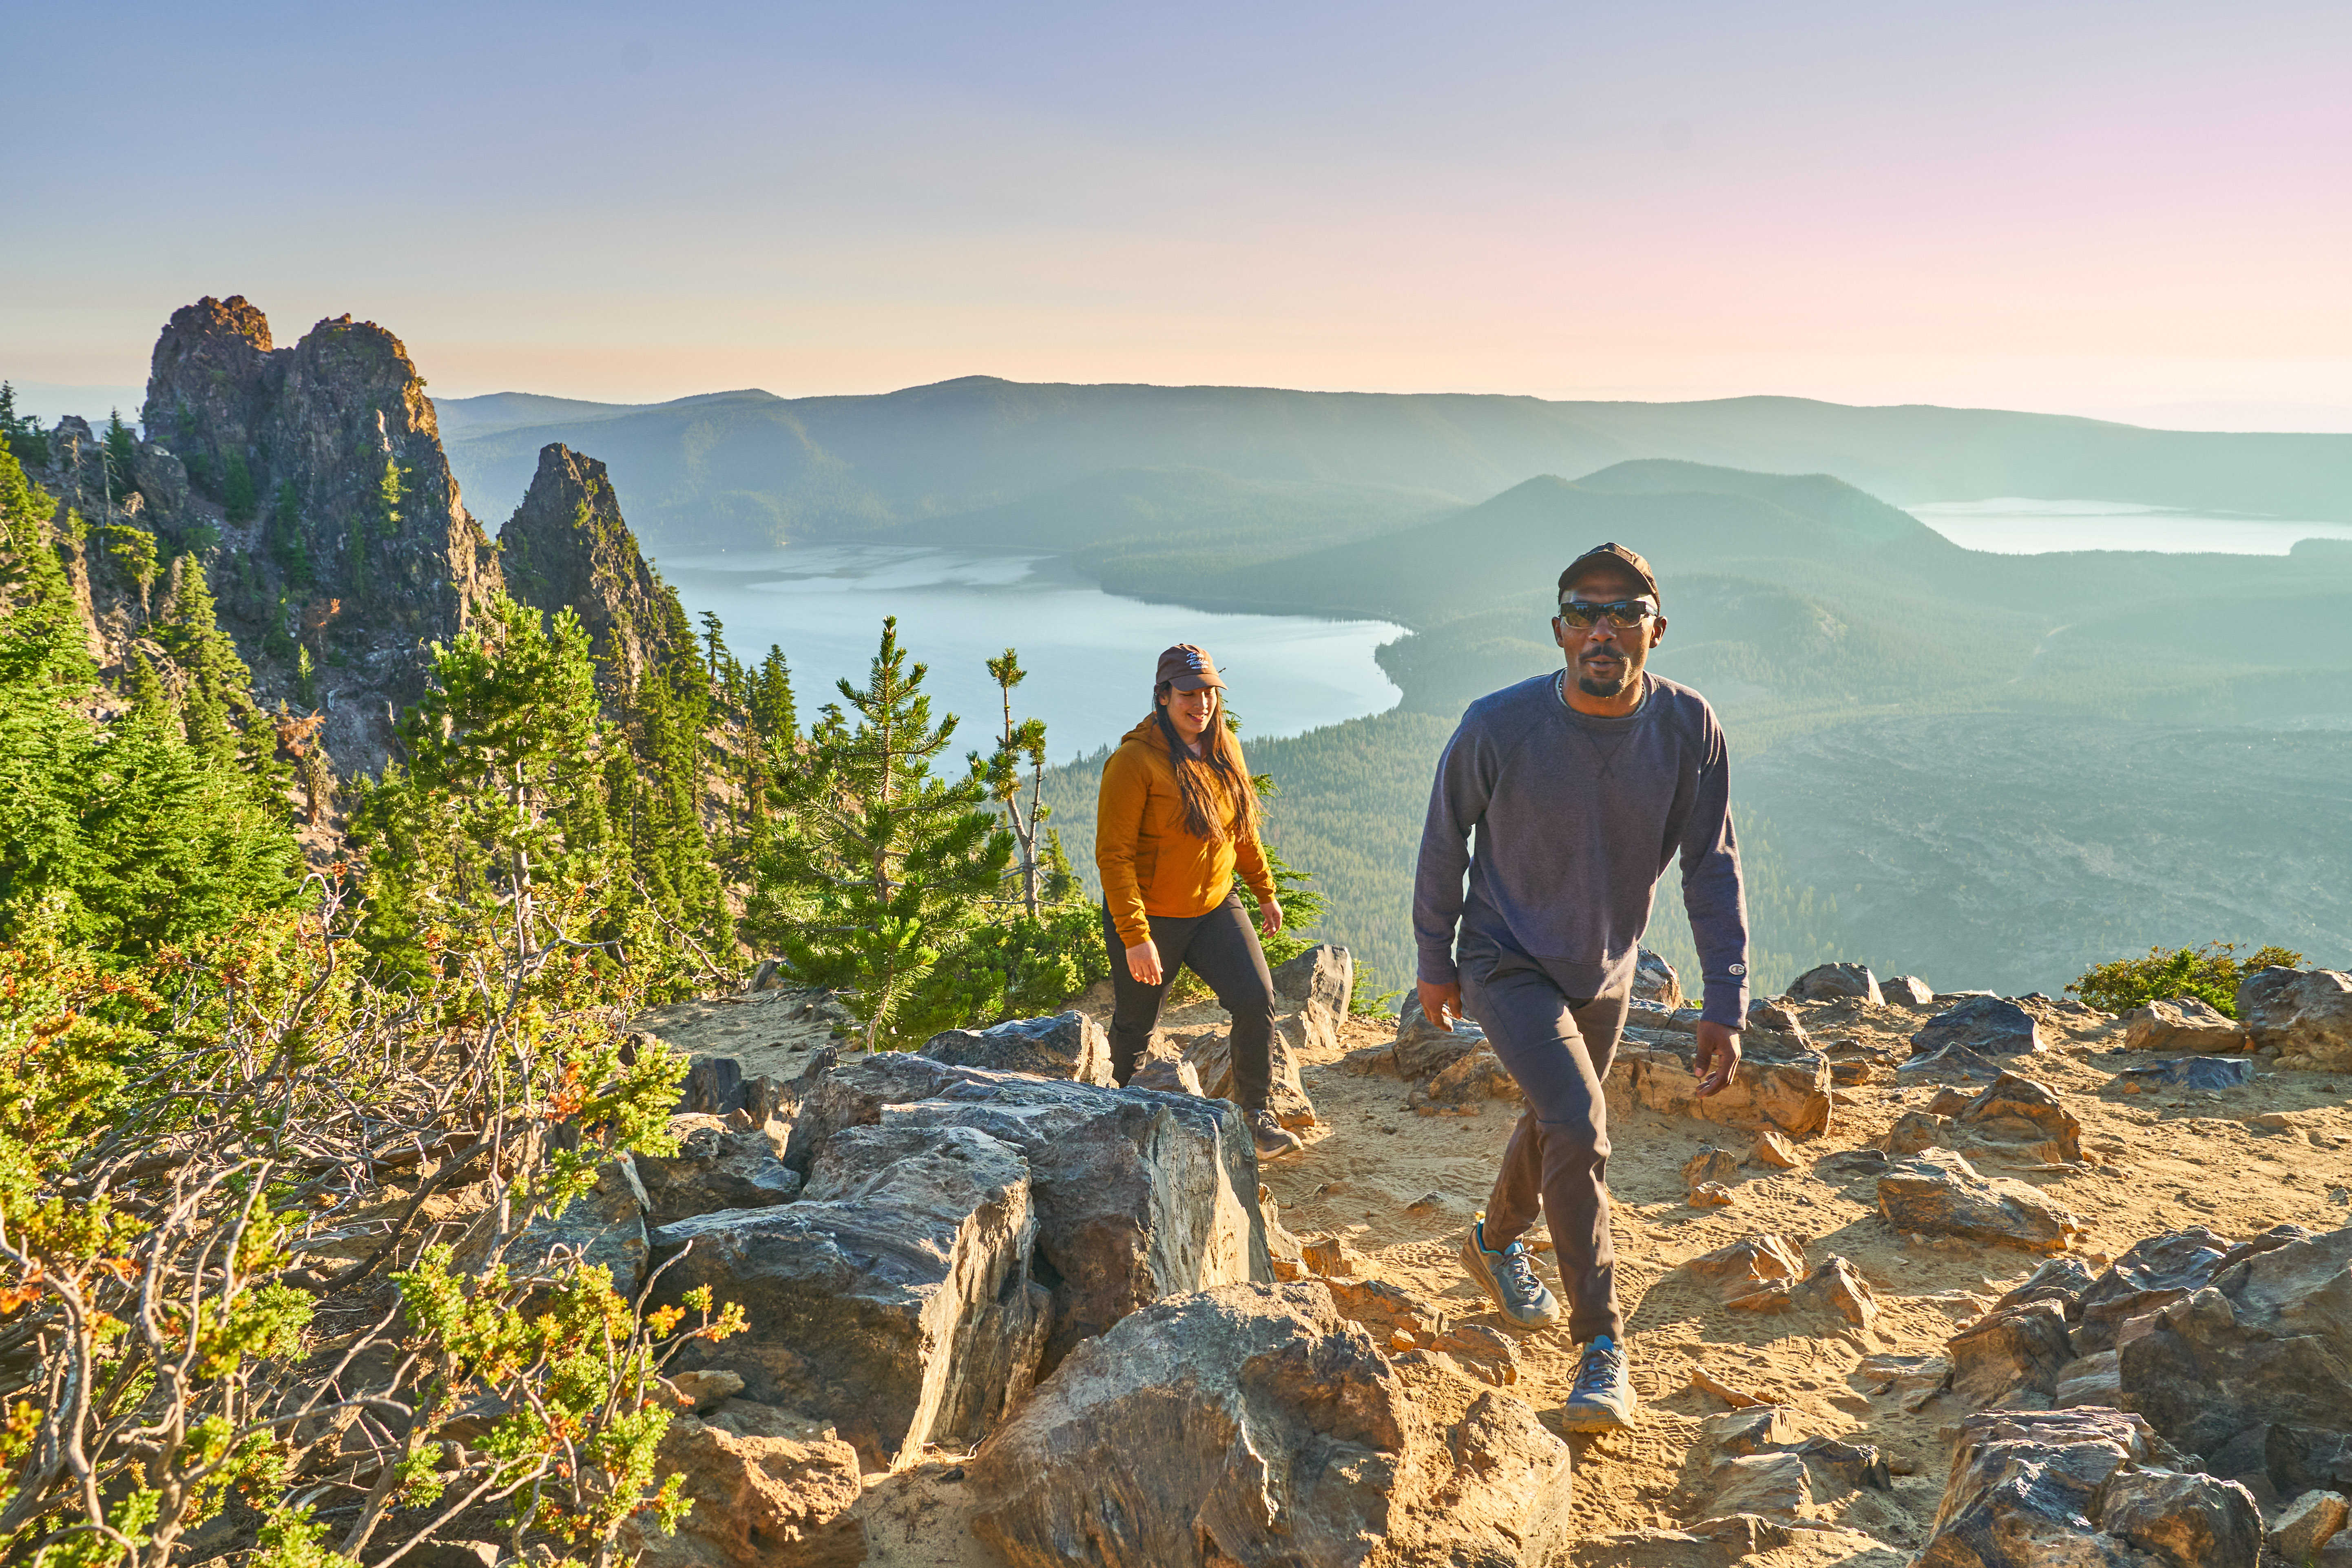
xmin=1155 ymin=643 xmax=1225 ymax=691
xmin=1558 ymin=542 xmax=1661 ymax=604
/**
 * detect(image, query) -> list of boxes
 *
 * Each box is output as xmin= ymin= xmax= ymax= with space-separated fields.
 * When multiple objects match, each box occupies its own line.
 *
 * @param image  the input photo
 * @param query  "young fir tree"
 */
xmin=746 ymin=617 xmax=1011 ymax=1049
xmin=982 ymin=648 xmax=1052 ymax=918
xmin=349 ymin=593 xmax=618 ymax=986
xmin=609 ymin=640 xmax=732 ymax=966
xmin=732 ymin=644 xmax=799 ymax=864
xmin=152 ymin=553 xmax=276 ymax=785
xmin=103 ymin=409 xmax=135 ymax=502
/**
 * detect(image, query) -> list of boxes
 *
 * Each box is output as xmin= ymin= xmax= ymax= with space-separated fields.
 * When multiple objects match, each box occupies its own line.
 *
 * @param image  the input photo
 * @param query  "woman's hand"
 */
xmin=1259 ymin=898 xmax=1283 ymax=938
xmin=1125 ymin=939 xmax=1163 ymax=986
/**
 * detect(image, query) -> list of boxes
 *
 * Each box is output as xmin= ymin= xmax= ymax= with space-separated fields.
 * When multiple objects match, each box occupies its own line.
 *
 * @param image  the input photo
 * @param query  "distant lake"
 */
xmin=1910 ymin=498 xmax=2352 ymax=555
xmin=659 ymin=546 xmax=1405 ymax=758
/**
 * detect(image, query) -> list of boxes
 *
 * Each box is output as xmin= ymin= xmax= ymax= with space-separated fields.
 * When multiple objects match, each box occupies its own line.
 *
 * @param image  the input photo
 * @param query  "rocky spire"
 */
xmin=140 ymin=296 xmax=502 ymax=643
xmin=498 ymin=443 xmax=688 ymax=688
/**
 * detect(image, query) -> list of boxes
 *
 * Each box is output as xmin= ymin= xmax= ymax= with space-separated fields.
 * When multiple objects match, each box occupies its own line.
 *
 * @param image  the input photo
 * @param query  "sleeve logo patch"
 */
xmin=1728 ymin=963 xmax=1747 ymax=976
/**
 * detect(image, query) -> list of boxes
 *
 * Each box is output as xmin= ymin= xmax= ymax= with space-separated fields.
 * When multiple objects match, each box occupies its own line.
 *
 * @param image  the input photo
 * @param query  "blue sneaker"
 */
xmin=1458 ymin=1216 xmax=1560 ymax=1331
xmin=1560 ymin=1334 xmax=1636 ymax=1433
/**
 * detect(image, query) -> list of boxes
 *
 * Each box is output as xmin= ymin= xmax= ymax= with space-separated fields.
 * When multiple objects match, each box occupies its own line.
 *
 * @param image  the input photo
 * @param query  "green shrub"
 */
xmin=2067 ymin=941 xmax=2305 ymax=1017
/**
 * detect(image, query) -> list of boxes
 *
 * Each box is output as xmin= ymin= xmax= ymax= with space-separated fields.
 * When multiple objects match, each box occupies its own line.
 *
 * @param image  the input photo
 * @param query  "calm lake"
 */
xmin=660 ymin=546 xmax=1406 ymax=757
xmin=1908 ymin=498 xmax=2352 ymax=554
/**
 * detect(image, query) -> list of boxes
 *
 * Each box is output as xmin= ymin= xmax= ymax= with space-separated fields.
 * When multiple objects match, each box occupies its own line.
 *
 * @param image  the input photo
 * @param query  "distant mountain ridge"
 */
xmin=433 ymin=377 xmax=2352 ymax=554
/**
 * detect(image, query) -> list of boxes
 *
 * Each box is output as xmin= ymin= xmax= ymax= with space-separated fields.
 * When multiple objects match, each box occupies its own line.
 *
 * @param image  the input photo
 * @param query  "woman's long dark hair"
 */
xmin=1152 ymin=680 xmax=1260 ymax=844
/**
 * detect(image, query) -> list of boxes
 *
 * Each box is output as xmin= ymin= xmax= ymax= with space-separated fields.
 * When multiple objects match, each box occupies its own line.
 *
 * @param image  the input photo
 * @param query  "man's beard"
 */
xmin=1577 ymin=668 xmax=1631 ymax=697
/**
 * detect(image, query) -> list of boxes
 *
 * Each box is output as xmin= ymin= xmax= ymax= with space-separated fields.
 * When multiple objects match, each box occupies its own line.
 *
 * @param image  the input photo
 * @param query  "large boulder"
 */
xmin=1912 ymin=996 xmax=2044 ymax=1059
xmin=1954 ymin=1072 xmax=2084 ymax=1165
xmin=1788 ymin=963 xmax=1884 ymax=1007
xmin=1606 ymin=1043 xmax=1832 ymax=1139
xmin=646 ymin=1123 xmax=1049 ymax=1470
xmin=1184 ymin=1011 xmax=1321 ymax=1129
xmin=783 ymin=1052 xmax=1270 ymax=1371
xmin=2238 ymin=968 xmax=2352 ymax=1070
xmin=1272 ymin=944 xmax=1354 ymax=1016
xmin=918 ymin=1010 xmax=1115 ymax=1083
xmin=1390 ymin=992 xmax=1485 ymax=1080
xmin=624 ymin=1400 xmax=865 ymax=1568
xmin=1946 ymin=1300 xmax=2075 ymax=1407
xmin=2073 ymin=1225 xmax=2311 ymax=1353
xmin=2122 ymin=996 xmax=2248 ymax=1053
xmin=1916 ymin=1407 xmax=2257 ymax=1568
xmin=1883 ymin=975 xmax=1936 ymax=1006
xmin=2117 ymin=1224 xmax=2352 ymax=1499
xmin=636 ymin=1114 xmax=802 ymax=1227
xmin=1876 ymin=1148 xmax=2088 ymax=1253
xmin=966 ymin=1281 xmax=1574 ymax=1568
xmin=1633 ymin=946 xmax=1683 ymax=1010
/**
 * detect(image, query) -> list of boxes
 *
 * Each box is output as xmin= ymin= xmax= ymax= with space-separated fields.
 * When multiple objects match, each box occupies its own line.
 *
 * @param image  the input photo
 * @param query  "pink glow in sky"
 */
xmin=4 ymin=0 xmax=2348 ymax=419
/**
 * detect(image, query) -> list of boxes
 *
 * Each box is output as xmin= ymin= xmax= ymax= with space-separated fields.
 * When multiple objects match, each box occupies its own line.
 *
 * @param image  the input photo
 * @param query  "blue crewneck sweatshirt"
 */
xmin=1412 ymin=670 xmax=1751 ymax=1027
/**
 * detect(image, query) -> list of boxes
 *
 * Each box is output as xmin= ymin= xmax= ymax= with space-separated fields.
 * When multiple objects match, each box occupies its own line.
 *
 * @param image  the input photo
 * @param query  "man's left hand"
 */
xmin=1693 ymin=1021 xmax=1741 ymax=1098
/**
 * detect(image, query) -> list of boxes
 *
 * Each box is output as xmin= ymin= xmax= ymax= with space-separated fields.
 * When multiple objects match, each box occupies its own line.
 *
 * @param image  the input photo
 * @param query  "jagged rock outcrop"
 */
xmin=965 ymin=1281 xmax=1575 ymax=1568
xmin=2238 ymin=967 xmax=2352 ymax=1070
xmin=1917 ymin=1407 xmax=2259 ymax=1568
xmin=36 ymin=295 xmax=510 ymax=775
xmin=496 ymin=442 xmax=688 ymax=688
xmin=635 ymin=1113 xmax=801 ymax=1226
xmin=783 ymin=1051 xmax=1270 ymax=1371
xmin=2115 ymin=1223 xmax=2352 ymax=1500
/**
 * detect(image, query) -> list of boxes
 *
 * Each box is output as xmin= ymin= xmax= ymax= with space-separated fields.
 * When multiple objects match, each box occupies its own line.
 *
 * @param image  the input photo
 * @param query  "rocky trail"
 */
xmin=611 ymin=955 xmax=2352 ymax=1567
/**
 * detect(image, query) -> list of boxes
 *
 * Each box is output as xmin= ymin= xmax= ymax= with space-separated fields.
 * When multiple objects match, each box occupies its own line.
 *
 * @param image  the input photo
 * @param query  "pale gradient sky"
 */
xmin=5 ymin=0 xmax=2348 ymax=420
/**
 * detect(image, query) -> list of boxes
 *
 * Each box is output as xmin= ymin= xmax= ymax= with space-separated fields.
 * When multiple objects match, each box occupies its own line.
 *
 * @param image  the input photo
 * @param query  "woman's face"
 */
xmin=1160 ymin=683 xmax=1219 ymax=740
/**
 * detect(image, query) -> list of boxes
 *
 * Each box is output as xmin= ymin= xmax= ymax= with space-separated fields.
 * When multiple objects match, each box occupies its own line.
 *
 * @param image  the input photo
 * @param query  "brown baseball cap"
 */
xmin=1155 ymin=643 xmax=1226 ymax=691
xmin=1558 ymin=542 xmax=1661 ymax=604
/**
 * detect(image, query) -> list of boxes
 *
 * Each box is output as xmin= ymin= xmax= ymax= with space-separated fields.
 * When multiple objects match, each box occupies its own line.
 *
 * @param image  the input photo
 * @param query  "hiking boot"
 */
xmin=1250 ymin=1109 xmax=1305 ymax=1163
xmin=1560 ymin=1334 xmax=1636 ymax=1433
xmin=1458 ymin=1217 xmax=1560 ymax=1331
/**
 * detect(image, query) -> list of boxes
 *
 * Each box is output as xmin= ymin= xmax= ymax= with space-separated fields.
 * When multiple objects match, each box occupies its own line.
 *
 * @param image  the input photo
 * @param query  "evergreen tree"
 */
xmin=981 ymin=648 xmax=1051 ymax=918
xmin=745 ymin=617 xmax=1011 ymax=1048
xmin=609 ymin=640 xmax=732 ymax=964
xmin=269 ymin=479 xmax=311 ymax=588
xmin=348 ymin=594 xmax=617 ymax=986
xmin=0 ymin=380 xmax=48 ymax=465
xmin=153 ymin=554 xmax=270 ymax=779
xmin=0 ymin=442 xmax=296 ymax=958
xmin=103 ymin=409 xmax=135 ymax=504
xmin=221 ymin=449 xmax=257 ymax=522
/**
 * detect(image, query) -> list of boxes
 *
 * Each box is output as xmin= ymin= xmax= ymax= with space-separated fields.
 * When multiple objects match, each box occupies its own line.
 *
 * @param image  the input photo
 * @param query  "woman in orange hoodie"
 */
xmin=1096 ymin=643 xmax=1304 ymax=1162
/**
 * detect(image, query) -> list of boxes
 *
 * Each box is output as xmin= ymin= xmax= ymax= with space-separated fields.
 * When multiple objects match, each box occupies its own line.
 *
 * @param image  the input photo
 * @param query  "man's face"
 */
xmin=1553 ymin=564 xmax=1665 ymax=698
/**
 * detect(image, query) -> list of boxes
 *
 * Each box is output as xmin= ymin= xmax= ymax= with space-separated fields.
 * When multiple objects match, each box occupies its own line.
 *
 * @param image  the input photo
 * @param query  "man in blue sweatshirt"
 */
xmin=1412 ymin=542 xmax=1749 ymax=1434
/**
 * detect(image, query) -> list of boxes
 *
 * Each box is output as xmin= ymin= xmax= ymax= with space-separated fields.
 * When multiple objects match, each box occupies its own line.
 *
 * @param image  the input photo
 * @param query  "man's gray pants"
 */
xmin=1460 ymin=940 xmax=1631 ymax=1344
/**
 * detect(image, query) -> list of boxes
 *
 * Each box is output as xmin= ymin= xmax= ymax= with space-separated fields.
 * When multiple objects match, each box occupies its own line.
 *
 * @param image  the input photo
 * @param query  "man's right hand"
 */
xmin=1125 ymin=939 xmax=1163 ymax=986
xmin=1417 ymin=979 xmax=1463 ymax=1033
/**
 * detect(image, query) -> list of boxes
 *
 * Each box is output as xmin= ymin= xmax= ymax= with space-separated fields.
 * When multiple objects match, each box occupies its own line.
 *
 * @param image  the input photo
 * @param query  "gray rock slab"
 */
xmin=648 ymin=1124 xmax=1048 ymax=1470
xmin=1913 ymin=996 xmax=2044 ymax=1059
xmin=917 ymin=1010 xmax=1114 ymax=1084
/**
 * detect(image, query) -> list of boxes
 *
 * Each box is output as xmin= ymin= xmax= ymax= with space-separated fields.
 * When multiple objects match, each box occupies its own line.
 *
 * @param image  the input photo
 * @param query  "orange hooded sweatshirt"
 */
xmin=1096 ymin=716 xmax=1277 ymax=949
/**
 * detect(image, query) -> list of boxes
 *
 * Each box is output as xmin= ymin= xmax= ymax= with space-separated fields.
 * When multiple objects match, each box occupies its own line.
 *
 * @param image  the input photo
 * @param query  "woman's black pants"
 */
xmin=1100 ymin=895 xmax=1276 ymax=1111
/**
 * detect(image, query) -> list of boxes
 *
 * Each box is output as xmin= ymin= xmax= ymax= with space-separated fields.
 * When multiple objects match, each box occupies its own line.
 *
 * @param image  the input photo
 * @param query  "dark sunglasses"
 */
xmin=1555 ymin=598 xmax=1658 ymax=630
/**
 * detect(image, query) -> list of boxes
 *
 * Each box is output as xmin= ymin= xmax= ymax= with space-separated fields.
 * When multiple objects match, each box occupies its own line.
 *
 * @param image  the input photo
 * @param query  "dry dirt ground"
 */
xmin=820 ymin=991 xmax=2352 ymax=1567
